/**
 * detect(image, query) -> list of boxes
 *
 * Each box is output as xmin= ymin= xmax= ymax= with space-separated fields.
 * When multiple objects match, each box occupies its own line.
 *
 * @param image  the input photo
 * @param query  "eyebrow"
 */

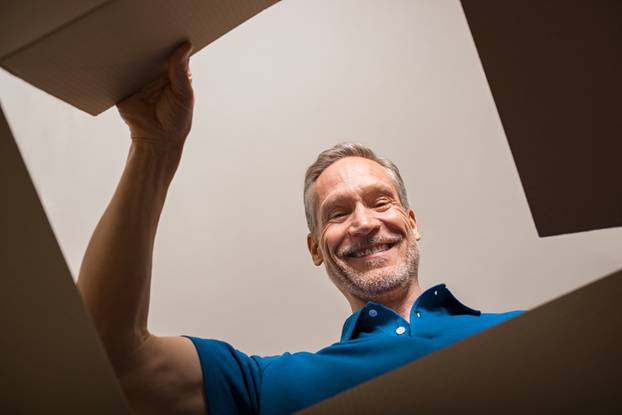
xmin=319 ymin=183 xmax=396 ymax=216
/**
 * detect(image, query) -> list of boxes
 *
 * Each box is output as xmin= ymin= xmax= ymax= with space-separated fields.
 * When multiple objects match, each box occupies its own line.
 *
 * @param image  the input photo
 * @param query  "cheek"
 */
xmin=320 ymin=224 xmax=347 ymax=256
xmin=381 ymin=208 xmax=412 ymax=234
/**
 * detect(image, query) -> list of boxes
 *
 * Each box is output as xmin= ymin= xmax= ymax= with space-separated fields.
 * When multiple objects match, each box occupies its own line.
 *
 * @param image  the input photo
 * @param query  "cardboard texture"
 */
xmin=300 ymin=268 xmax=622 ymax=414
xmin=0 ymin=105 xmax=129 ymax=413
xmin=0 ymin=0 xmax=279 ymax=115
xmin=461 ymin=1 xmax=622 ymax=236
xmin=0 ymin=1 xmax=109 ymax=58
xmin=3 ymin=2 xmax=620 ymax=413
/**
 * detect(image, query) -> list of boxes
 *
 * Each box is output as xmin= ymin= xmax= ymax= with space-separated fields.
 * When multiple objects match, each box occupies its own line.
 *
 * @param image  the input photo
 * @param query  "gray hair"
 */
xmin=303 ymin=143 xmax=410 ymax=234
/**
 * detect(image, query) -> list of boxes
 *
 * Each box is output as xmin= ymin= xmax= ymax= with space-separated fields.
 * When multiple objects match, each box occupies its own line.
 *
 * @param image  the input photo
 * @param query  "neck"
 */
xmin=348 ymin=282 xmax=421 ymax=323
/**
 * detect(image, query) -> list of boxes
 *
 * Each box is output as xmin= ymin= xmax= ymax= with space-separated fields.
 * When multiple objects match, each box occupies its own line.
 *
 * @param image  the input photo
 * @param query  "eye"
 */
xmin=374 ymin=198 xmax=391 ymax=208
xmin=330 ymin=211 xmax=347 ymax=220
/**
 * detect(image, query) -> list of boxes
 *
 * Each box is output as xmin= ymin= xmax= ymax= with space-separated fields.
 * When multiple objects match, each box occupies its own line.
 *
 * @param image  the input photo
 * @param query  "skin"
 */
xmin=77 ymin=43 xmax=206 ymax=414
xmin=307 ymin=157 xmax=423 ymax=321
xmin=77 ymin=44 xmax=422 ymax=414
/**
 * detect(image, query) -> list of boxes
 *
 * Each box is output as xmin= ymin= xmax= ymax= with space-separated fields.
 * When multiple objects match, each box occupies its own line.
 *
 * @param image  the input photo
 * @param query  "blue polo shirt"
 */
xmin=185 ymin=284 xmax=522 ymax=414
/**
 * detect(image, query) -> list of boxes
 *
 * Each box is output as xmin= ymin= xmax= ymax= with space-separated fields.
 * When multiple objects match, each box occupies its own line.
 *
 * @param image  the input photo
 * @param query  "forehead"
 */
xmin=313 ymin=157 xmax=397 ymax=205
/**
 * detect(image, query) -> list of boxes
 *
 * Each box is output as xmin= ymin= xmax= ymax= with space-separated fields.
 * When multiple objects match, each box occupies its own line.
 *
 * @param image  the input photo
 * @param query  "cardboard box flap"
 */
xmin=0 ymin=104 xmax=129 ymax=413
xmin=0 ymin=0 xmax=110 ymax=58
xmin=461 ymin=0 xmax=622 ymax=236
xmin=0 ymin=0 xmax=279 ymax=115
xmin=300 ymin=268 xmax=622 ymax=414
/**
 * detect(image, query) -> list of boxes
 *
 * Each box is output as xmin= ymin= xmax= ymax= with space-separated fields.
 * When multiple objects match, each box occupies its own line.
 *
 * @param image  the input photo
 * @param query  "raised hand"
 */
xmin=117 ymin=42 xmax=194 ymax=151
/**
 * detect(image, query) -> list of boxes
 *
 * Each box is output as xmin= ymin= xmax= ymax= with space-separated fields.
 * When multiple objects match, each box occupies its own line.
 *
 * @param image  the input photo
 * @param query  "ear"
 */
xmin=307 ymin=233 xmax=324 ymax=266
xmin=407 ymin=209 xmax=422 ymax=241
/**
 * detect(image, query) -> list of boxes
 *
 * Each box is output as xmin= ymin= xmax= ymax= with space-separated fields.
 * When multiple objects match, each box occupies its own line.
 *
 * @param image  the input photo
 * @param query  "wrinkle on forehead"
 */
xmin=314 ymin=157 xmax=399 ymax=215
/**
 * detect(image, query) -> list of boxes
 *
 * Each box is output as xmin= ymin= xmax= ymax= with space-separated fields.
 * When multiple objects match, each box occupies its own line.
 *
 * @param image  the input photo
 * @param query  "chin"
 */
xmin=332 ymin=262 xmax=412 ymax=299
xmin=325 ymin=239 xmax=420 ymax=300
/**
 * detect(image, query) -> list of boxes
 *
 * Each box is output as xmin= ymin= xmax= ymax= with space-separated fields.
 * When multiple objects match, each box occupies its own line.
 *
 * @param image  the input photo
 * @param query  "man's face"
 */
xmin=307 ymin=157 xmax=421 ymax=301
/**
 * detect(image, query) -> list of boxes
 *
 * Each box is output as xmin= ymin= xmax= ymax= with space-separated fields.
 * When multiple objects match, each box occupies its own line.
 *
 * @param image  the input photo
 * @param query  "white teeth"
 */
xmin=352 ymin=244 xmax=390 ymax=258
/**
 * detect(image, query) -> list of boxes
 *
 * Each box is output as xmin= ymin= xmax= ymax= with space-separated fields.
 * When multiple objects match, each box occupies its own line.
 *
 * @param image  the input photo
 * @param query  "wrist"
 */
xmin=128 ymin=140 xmax=183 ymax=179
xmin=130 ymin=136 xmax=184 ymax=155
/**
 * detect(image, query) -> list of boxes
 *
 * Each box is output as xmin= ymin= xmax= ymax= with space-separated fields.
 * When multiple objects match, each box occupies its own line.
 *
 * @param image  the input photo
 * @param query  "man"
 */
xmin=77 ymin=44 xmax=521 ymax=414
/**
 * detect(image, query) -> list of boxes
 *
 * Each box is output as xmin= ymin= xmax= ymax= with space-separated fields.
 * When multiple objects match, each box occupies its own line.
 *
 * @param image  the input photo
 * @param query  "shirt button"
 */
xmin=434 ymin=290 xmax=438 ymax=296
xmin=368 ymin=309 xmax=378 ymax=318
xmin=395 ymin=326 xmax=406 ymax=335
xmin=416 ymin=311 xmax=421 ymax=318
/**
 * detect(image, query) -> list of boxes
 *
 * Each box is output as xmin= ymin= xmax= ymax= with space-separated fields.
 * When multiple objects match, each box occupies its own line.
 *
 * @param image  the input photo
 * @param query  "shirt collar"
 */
xmin=339 ymin=283 xmax=481 ymax=342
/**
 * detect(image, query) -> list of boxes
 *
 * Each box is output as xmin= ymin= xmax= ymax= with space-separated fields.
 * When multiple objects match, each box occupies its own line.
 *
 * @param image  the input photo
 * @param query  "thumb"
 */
xmin=168 ymin=42 xmax=193 ymax=97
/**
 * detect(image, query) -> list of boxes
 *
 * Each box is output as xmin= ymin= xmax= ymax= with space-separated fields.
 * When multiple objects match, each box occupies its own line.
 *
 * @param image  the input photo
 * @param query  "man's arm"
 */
xmin=77 ymin=43 xmax=206 ymax=414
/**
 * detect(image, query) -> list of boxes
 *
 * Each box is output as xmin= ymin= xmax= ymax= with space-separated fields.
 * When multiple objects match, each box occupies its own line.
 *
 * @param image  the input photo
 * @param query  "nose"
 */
xmin=348 ymin=203 xmax=380 ymax=238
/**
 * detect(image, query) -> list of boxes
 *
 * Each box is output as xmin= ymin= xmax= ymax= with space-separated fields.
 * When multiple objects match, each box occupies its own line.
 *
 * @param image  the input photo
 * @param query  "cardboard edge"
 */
xmin=1 ymin=0 xmax=281 ymax=116
xmin=0 ymin=101 xmax=130 ymax=412
xmin=0 ymin=0 xmax=117 ymax=61
xmin=298 ymin=266 xmax=622 ymax=413
xmin=457 ymin=0 xmax=549 ymax=238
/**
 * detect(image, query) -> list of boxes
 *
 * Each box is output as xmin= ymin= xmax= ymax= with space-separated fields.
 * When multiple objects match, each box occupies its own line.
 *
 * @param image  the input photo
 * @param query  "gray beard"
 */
xmin=324 ymin=237 xmax=420 ymax=301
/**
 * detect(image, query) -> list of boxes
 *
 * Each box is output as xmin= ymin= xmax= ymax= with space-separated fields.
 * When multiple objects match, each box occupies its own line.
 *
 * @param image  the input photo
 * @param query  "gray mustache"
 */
xmin=338 ymin=236 xmax=403 ymax=257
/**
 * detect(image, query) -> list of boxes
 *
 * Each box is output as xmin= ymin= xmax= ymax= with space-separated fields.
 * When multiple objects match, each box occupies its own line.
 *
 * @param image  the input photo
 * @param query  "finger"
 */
xmin=116 ymin=74 xmax=166 ymax=111
xmin=141 ymin=76 xmax=168 ymax=97
xmin=168 ymin=42 xmax=193 ymax=97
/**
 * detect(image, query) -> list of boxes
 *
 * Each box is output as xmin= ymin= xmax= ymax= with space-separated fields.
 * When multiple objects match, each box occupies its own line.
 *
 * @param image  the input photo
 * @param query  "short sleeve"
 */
xmin=183 ymin=336 xmax=270 ymax=414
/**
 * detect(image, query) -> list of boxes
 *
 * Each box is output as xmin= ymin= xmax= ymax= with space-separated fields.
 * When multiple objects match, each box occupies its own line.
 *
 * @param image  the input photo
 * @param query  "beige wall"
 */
xmin=2 ymin=0 xmax=621 ymax=356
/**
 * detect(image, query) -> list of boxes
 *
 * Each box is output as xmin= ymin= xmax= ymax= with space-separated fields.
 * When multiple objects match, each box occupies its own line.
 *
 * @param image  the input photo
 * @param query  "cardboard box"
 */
xmin=0 ymin=0 xmax=279 ymax=115
xmin=460 ymin=0 xmax=622 ymax=236
xmin=299 ymin=267 xmax=622 ymax=414
xmin=0 ymin=104 xmax=129 ymax=413
xmin=1 ymin=4 xmax=280 ymax=410
xmin=3 ymin=2 xmax=619 ymax=412
xmin=299 ymin=5 xmax=622 ymax=411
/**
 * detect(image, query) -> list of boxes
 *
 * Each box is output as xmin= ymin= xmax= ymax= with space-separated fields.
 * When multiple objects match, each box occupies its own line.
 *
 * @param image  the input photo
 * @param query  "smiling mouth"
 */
xmin=346 ymin=242 xmax=398 ymax=259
